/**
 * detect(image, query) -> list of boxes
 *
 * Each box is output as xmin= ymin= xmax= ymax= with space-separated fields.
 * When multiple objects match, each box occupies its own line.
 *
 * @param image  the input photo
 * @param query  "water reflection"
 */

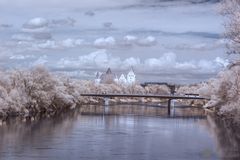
xmin=0 ymin=105 xmax=239 ymax=160
xmin=204 ymin=115 xmax=240 ymax=160
xmin=79 ymin=105 xmax=206 ymax=118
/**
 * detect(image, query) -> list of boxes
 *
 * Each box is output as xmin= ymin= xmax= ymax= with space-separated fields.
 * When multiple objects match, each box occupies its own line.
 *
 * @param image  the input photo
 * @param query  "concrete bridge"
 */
xmin=80 ymin=93 xmax=209 ymax=116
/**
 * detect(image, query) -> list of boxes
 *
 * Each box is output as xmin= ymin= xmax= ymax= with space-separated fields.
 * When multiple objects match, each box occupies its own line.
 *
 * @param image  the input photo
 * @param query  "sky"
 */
xmin=0 ymin=0 xmax=135 ymax=8
xmin=0 ymin=0 xmax=231 ymax=84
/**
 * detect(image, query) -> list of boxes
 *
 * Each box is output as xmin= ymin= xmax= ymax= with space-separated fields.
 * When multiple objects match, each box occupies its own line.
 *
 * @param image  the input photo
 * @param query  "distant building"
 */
xmin=114 ymin=75 xmax=119 ymax=84
xmin=127 ymin=67 xmax=136 ymax=84
xmin=94 ymin=72 xmax=101 ymax=85
xmin=94 ymin=67 xmax=136 ymax=85
xmin=119 ymin=74 xmax=127 ymax=84
xmin=100 ymin=68 xmax=115 ymax=84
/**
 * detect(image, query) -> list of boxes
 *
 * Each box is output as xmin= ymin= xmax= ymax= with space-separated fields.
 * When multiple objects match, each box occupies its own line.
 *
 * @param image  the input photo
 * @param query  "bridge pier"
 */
xmin=167 ymin=99 xmax=177 ymax=116
xmin=171 ymin=100 xmax=176 ymax=117
xmin=167 ymin=99 xmax=171 ymax=116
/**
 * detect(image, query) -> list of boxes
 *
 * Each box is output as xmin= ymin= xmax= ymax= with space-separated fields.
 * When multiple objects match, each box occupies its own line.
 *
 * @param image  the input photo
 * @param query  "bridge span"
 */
xmin=80 ymin=93 xmax=209 ymax=115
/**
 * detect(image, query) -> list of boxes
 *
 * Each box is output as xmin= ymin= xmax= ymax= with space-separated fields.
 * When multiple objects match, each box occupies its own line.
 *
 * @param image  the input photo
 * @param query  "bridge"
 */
xmin=80 ymin=93 xmax=209 ymax=116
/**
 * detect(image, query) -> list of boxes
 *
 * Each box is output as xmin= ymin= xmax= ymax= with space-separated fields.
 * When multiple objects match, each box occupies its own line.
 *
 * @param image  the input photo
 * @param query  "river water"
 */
xmin=0 ymin=105 xmax=239 ymax=160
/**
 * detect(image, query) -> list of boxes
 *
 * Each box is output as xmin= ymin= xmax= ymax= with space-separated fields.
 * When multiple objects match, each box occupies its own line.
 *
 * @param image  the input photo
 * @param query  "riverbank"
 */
xmin=178 ymin=63 xmax=240 ymax=126
xmin=0 ymin=66 xmax=182 ymax=119
xmin=1 ymin=65 xmax=239 ymax=125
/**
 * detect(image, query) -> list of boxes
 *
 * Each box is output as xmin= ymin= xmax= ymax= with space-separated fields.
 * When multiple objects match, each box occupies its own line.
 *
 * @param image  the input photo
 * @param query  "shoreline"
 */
xmin=0 ymin=98 xmax=206 ymax=120
xmin=0 ymin=103 xmax=207 ymax=123
xmin=0 ymin=66 xmax=238 ymax=126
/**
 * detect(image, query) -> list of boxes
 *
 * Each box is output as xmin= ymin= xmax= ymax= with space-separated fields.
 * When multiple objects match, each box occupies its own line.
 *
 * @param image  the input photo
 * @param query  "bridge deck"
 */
xmin=80 ymin=93 xmax=209 ymax=100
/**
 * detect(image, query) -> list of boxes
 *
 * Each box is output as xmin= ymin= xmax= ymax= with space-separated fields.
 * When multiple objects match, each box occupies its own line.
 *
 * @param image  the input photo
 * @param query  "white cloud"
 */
xmin=61 ymin=39 xmax=76 ymax=48
xmin=11 ymin=34 xmax=34 ymax=41
xmin=31 ymin=55 xmax=48 ymax=66
xmin=37 ymin=40 xmax=58 ymax=49
xmin=123 ymin=35 xmax=138 ymax=46
xmin=10 ymin=34 xmax=159 ymax=54
xmin=191 ymin=43 xmax=207 ymax=49
xmin=137 ymin=36 xmax=157 ymax=46
xmin=197 ymin=60 xmax=216 ymax=72
xmin=57 ymin=50 xmax=121 ymax=69
xmin=123 ymin=57 xmax=141 ymax=68
xmin=9 ymin=54 xmax=35 ymax=60
xmin=75 ymin=39 xmax=84 ymax=46
xmin=124 ymin=35 xmax=138 ymax=42
xmin=0 ymin=0 xmax=137 ymax=9
xmin=144 ymin=52 xmax=176 ymax=68
xmin=122 ymin=35 xmax=157 ymax=47
xmin=23 ymin=17 xmax=49 ymax=29
xmin=94 ymin=37 xmax=116 ymax=48
xmin=214 ymin=57 xmax=229 ymax=68
xmin=175 ymin=62 xmax=196 ymax=70
xmin=35 ymin=38 xmax=85 ymax=50
xmin=55 ymin=50 xmax=228 ymax=73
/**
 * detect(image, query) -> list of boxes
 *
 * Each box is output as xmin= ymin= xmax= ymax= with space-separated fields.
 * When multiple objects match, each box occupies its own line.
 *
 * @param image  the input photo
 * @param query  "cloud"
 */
xmin=215 ymin=57 xmax=229 ymax=67
xmin=11 ymin=34 xmax=34 ymax=41
xmin=0 ymin=0 xmax=137 ymax=9
xmin=123 ymin=57 xmax=141 ymax=68
xmin=173 ymin=39 xmax=228 ymax=51
xmin=84 ymin=11 xmax=95 ymax=17
xmin=9 ymin=54 xmax=35 ymax=60
xmin=123 ymin=35 xmax=138 ymax=46
xmin=51 ymin=17 xmax=76 ymax=27
xmin=37 ymin=40 xmax=58 ymax=49
xmin=12 ymin=32 xmax=52 ymax=41
xmin=57 ymin=50 xmax=121 ymax=69
xmin=35 ymin=38 xmax=85 ymax=49
xmin=136 ymin=36 xmax=157 ymax=46
xmin=122 ymin=35 xmax=157 ymax=47
xmin=0 ymin=24 xmax=12 ymax=29
xmin=103 ymin=22 xmax=113 ymax=29
xmin=144 ymin=52 xmax=176 ymax=69
xmin=31 ymin=55 xmax=48 ymax=66
xmin=10 ymin=32 xmax=159 ymax=51
xmin=32 ymin=32 xmax=52 ymax=40
xmin=94 ymin=37 xmax=116 ymax=48
xmin=13 ymin=17 xmax=77 ymax=43
xmin=61 ymin=39 xmax=76 ymax=48
xmin=55 ymin=50 xmax=228 ymax=73
xmin=23 ymin=17 xmax=49 ymax=30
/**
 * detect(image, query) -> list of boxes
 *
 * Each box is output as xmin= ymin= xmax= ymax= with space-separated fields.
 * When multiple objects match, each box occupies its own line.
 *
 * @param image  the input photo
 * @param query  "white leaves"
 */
xmin=180 ymin=64 xmax=240 ymax=115
xmin=220 ymin=0 xmax=240 ymax=53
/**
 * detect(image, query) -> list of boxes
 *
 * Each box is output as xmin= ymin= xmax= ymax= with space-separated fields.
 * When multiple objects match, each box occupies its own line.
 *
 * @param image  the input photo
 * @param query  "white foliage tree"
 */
xmin=0 ymin=66 xmax=173 ymax=118
xmin=220 ymin=0 xmax=240 ymax=54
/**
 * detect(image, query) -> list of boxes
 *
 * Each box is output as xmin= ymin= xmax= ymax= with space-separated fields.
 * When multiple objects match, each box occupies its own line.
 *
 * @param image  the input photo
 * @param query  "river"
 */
xmin=0 ymin=105 xmax=239 ymax=160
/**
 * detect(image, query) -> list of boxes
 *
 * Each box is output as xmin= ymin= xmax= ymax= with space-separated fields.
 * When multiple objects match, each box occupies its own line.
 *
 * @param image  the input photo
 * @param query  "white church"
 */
xmin=94 ymin=67 xmax=136 ymax=85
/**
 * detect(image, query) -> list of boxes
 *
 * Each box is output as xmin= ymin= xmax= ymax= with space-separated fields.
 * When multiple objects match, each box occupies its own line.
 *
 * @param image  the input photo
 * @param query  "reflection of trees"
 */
xmin=0 ymin=109 xmax=79 ymax=155
xmin=205 ymin=115 xmax=240 ymax=160
xmin=0 ymin=105 xmax=207 ymax=158
xmin=79 ymin=105 xmax=205 ymax=118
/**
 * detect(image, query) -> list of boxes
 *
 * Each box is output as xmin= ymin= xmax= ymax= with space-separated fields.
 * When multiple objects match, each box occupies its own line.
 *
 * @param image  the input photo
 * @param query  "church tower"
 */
xmin=127 ymin=67 xmax=136 ymax=84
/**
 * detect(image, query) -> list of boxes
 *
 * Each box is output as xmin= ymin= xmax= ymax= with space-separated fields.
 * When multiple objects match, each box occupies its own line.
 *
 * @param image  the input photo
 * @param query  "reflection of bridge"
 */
xmin=80 ymin=93 xmax=209 ymax=116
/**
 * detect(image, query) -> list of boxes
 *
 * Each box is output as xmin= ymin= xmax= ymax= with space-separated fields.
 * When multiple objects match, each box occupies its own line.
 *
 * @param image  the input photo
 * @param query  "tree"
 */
xmin=220 ymin=0 xmax=240 ymax=54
